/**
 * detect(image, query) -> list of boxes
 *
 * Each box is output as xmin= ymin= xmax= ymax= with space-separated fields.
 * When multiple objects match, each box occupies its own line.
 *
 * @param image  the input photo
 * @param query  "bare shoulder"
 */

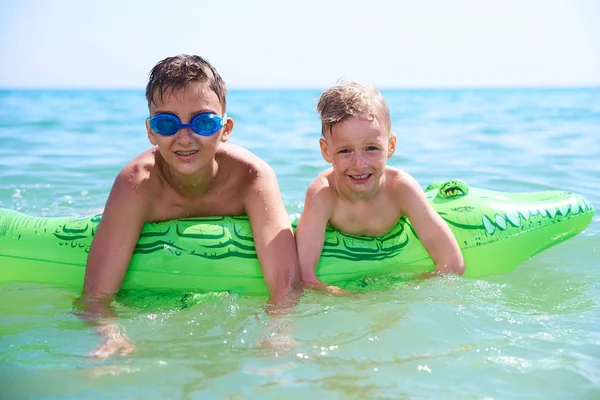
xmin=307 ymin=168 xmax=334 ymax=194
xmin=112 ymin=149 xmax=160 ymax=196
xmin=216 ymin=144 xmax=283 ymax=215
xmin=218 ymin=143 xmax=275 ymax=183
xmin=386 ymin=167 xmax=421 ymax=192
xmin=304 ymin=168 xmax=336 ymax=210
xmin=385 ymin=168 xmax=427 ymax=212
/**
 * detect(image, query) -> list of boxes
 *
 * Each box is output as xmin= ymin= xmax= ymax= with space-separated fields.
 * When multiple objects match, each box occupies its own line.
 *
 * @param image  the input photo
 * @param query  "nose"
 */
xmin=176 ymin=127 xmax=195 ymax=142
xmin=353 ymin=152 xmax=368 ymax=168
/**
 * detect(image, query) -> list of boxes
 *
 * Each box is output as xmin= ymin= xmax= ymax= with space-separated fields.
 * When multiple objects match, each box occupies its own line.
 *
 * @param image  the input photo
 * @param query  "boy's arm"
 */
xmin=396 ymin=174 xmax=465 ymax=275
xmin=295 ymin=180 xmax=336 ymax=290
xmin=77 ymin=169 xmax=150 ymax=357
xmin=83 ymin=169 xmax=149 ymax=299
xmin=244 ymin=164 xmax=300 ymax=311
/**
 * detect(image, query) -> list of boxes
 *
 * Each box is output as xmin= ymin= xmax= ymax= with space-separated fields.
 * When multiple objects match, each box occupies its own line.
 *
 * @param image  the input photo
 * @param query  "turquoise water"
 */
xmin=1 ymin=88 xmax=599 ymax=399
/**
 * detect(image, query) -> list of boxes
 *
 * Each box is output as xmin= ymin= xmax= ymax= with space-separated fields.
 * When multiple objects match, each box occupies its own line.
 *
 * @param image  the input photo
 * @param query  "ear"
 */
xmin=387 ymin=132 xmax=397 ymax=158
xmin=219 ymin=116 xmax=234 ymax=143
xmin=319 ymin=137 xmax=332 ymax=163
xmin=146 ymin=118 xmax=158 ymax=146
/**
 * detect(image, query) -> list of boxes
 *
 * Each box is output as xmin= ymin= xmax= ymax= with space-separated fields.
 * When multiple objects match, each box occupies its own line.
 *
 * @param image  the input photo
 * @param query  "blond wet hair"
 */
xmin=316 ymin=81 xmax=391 ymax=137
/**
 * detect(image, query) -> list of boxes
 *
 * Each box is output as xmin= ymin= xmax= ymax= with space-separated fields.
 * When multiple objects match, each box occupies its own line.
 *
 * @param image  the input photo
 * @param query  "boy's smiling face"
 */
xmin=320 ymin=114 xmax=396 ymax=195
xmin=146 ymin=81 xmax=232 ymax=176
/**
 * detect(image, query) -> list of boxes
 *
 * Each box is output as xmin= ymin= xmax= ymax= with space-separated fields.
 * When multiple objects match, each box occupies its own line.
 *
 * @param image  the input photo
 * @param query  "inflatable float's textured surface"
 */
xmin=0 ymin=180 xmax=594 ymax=294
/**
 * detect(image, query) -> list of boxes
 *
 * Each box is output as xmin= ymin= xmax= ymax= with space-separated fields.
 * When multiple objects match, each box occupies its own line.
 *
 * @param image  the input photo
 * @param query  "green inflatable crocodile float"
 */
xmin=0 ymin=180 xmax=594 ymax=294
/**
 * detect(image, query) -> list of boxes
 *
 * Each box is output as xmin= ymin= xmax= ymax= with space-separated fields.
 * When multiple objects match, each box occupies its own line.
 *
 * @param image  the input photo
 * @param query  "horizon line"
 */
xmin=1 ymin=84 xmax=599 ymax=91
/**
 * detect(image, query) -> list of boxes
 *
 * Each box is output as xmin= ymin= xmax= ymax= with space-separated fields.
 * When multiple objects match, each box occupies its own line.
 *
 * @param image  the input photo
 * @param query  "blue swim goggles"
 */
xmin=148 ymin=113 xmax=227 ymax=136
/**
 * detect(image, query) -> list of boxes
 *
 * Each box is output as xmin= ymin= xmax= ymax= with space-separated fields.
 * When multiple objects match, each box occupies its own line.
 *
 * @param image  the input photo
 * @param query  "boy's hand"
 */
xmin=256 ymin=317 xmax=297 ymax=355
xmin=88 ymin=323 xmax=135 ymax=359
xmin=303 ymin=281 xmax=356 ymax=297
xmin=323 ymin=285 xmax=350 ymax=296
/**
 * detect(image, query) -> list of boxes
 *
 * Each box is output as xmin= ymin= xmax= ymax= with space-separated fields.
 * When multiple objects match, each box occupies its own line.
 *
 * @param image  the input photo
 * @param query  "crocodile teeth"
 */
xmin=482 ymin=215 xmax=496 ymax=235
xmin=495 ymin=214 xmax=507 ymax=230
xmin=505 ymin=210 xmax=520 ymax=227
xmin=548 ymin=208 xmax=558 ymax=218
xmin=558 ymin=204 xmax=570 ymax=216
xmin=570 ymin=201 xmax=580 ymax=215
xmin=520 ymin=209 xmax=531 ymax=220
xmin=581 ymin=200 xmax=590 ymax=212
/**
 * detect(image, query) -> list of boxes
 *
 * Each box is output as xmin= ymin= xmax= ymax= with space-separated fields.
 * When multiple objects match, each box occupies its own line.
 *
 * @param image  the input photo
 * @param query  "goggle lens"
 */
xmin=149 ymin=113 xmax=225 ymax=136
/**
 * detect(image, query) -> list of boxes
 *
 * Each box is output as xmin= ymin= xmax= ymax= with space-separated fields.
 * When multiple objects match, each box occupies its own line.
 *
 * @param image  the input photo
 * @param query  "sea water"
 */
xmin=0 ymin=88 xmax=599 ymax=399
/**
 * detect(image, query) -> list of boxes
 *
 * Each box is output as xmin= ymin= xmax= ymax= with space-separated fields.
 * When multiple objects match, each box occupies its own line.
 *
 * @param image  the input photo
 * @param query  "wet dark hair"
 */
xmin=145 ymin=54 xmax=227 ymax=111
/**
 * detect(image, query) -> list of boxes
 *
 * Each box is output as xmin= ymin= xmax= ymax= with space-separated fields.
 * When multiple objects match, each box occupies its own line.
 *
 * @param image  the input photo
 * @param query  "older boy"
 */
xmin=296 ymin=82 xmax=464 ymax=294
xmin=80 ymin=54 xmax=299 ymax=357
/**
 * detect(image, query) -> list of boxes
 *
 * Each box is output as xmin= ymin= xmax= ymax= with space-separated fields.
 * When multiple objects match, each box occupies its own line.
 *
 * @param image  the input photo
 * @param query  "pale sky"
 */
xmin=0 ymin=0 xmax=598 ymax=89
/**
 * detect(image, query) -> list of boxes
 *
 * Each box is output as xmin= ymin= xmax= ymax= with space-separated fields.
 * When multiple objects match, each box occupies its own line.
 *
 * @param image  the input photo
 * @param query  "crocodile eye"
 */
xmin=438 ymin=179 xmax=470 ymax=199
xmin=445 ymin=188 xmax=463 ymax=196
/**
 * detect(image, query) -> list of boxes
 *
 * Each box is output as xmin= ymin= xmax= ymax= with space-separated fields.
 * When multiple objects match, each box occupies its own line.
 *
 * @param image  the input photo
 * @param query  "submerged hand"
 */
xmin=323 ymin=285 xmax=350 ymax=296
xmin=256 ymin=318 xmax=297 ymax=355
xmin=88 ymin=323 xmax=135 ymax=359
xmin=303 ymin=281 xmax=357 ymax=297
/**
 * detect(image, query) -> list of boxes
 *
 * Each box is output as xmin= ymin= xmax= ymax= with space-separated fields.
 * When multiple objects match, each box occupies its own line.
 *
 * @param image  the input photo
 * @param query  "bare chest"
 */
xmin=330 ymin=197 xmax=402 ymax=237
xmin=148 ymin=181 xmax=247 ymax=222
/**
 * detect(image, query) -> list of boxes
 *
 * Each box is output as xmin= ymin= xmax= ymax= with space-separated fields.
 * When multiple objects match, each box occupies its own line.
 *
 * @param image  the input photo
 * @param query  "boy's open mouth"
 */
xmin=174 ymin=150 xmax=198 ymax=157
xmin=349 ymin=173 xmax=372 ymax=183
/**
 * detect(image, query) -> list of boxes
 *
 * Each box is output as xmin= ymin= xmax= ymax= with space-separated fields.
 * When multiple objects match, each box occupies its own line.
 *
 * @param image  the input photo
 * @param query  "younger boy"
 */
xmin=79 ymin=54 xmax=299 ymax=357
xmin=296 ymin=82 xmax=464 ymax=294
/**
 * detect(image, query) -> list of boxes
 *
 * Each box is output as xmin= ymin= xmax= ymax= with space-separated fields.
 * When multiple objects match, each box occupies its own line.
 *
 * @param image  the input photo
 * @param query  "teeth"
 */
xmin=482 ymin=215 xmax=495 ymax=235
xmin=351 ymin=174 xmax=369 ymax=179
xmin=505 ymin=210 xmax=520 ymax=227
xmin=478 ymin=198 xmax=592 ymax=238
xmin=581 ymin=200 xmax=590 ymax=212
xmin=558 ymin=204 xmax=569 ymax=216
xmin=570 ymin=202 xmax=580 ymax=215
xmin=495 ymin=214 xmax=507 ymax=230
xmin=176 ymin=150 xmax=196 ymax=156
